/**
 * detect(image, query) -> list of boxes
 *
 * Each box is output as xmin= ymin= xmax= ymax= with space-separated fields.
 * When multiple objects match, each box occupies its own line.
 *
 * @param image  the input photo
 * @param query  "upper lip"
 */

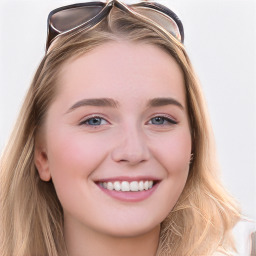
xmin=94 ymin=176 xmax=161 ymax=183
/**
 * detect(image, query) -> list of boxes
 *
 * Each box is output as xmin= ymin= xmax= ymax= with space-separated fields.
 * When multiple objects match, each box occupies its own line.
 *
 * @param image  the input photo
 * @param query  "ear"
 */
xmin=34 ymin=142 xmax=51 ymax=182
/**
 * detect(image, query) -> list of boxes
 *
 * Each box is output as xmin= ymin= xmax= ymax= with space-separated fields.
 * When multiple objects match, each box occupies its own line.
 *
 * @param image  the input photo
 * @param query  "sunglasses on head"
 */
xmin=46 ymin=0 xmax=184 ymax=51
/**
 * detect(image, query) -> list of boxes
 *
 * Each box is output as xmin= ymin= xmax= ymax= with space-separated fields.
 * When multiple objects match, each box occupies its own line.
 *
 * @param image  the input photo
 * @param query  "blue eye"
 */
xmin=149 ymin=116 xmax=177 ymax=125
xmin=80 ymin=117 xmax=108 ymax=126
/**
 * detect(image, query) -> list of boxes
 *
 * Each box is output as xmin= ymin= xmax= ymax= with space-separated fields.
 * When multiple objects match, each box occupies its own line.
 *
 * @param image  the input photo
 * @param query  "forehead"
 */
xmin=57 ymin=41 xmax=186 ymax=106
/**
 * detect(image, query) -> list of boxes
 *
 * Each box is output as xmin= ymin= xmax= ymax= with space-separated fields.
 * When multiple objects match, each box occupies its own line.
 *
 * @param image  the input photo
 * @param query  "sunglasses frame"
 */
xmin=46 ymin=0 xmax=184 ymax=51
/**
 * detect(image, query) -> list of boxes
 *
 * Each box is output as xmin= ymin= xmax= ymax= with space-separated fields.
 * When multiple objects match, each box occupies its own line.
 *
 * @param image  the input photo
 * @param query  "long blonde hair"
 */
xmin=0 ymin=7 xmax=240 ymax=256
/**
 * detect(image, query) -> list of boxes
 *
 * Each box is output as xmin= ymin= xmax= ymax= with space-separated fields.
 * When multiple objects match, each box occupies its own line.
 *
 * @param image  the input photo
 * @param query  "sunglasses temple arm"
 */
xmin=46 ymin=26 xmax=60 ymax=51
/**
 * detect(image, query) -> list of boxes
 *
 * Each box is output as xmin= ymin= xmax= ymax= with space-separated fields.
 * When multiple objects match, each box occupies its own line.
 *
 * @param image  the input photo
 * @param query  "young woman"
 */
xmin=0 ymin=1 xmax=240 ymax=255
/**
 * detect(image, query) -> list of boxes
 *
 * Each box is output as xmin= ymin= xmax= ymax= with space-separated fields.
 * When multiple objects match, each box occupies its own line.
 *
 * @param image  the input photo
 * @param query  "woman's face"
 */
xmin=35 ymin=41 xmax=192 ymax=238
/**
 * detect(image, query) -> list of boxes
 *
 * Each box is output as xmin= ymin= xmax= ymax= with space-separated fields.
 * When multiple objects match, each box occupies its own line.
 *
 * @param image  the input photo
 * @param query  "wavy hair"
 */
xmin=0 ymin=6 xmax=240 ymax=256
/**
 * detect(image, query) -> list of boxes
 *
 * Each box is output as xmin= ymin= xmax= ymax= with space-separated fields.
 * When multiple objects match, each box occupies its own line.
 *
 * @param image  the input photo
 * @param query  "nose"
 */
xmin=111 ymin=125 xmax=150 ymax=165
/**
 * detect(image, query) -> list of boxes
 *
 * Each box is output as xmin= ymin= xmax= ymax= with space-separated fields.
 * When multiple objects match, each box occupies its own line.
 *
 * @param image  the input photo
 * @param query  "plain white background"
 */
xmin=0 ymin=0 xmax=255 ymax=236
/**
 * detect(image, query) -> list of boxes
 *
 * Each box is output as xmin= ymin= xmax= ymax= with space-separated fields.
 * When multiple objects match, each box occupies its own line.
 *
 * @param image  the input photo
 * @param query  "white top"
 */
xmin=212 ymin=219 xmax=256 ymax=256
xmin=233 ymin=219 xmax=256 ymax=255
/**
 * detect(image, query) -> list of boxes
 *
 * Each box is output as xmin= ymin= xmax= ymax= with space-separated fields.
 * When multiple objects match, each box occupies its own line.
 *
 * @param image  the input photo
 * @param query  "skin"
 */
xmin=35 ymin=41 xmax=192 ymax=256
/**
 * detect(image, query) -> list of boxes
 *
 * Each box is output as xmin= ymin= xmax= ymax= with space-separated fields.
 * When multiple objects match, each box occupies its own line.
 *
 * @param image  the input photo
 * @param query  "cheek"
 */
xmin=45 ymin=128 xmax=108 ymax=204
xmin=153 ymin=129 xmax=192 ymax=175
xmin=147 ymin=129 xmax=191 ymax=220
xmin=46 ymin=125 xmax=110 ymax=172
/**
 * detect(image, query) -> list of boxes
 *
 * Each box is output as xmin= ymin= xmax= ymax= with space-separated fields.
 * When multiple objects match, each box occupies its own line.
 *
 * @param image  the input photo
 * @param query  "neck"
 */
xmin=64 ymin=217 xmax=160 ymax=256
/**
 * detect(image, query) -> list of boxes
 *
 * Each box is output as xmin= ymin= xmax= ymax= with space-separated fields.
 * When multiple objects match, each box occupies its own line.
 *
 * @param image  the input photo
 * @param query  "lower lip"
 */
xmin=97 ymin=183 xmax=160 ymax=202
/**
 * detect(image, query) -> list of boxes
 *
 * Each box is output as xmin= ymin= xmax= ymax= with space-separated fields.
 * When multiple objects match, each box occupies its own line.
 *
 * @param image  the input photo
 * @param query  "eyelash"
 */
xmin=79 ymin=114 xmax=177 ymax=127
xmin=147 ymin=115 xmax=178 ymax=126
xmin=79 ymin=115 xmax=109 ymax=126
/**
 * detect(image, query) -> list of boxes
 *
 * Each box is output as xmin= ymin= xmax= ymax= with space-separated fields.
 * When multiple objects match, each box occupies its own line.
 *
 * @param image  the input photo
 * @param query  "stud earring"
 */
xmin=189 ymin=153 xmax=194 ymax=164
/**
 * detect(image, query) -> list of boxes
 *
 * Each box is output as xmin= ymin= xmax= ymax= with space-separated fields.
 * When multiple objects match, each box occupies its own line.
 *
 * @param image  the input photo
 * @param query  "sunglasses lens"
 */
xmin=51 ymin=6 xmax=104 ymax=32
xmin=134 ymin=7 xmax=181 ymax=41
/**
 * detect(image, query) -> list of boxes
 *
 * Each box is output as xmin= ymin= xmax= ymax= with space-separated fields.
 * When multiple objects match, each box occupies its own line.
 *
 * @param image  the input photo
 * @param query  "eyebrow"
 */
xmin=66 ymin=98 xmax=119 ymax=113
xmin=147 ymin=97 xmax=184 ymax=110
xmin=66 ymin=97 xmax=184 ymax=113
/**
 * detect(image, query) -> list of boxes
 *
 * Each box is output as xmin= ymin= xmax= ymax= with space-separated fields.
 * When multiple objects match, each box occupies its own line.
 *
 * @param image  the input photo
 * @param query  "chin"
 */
xmin=96 ymin=215 xmax=163 ymax=238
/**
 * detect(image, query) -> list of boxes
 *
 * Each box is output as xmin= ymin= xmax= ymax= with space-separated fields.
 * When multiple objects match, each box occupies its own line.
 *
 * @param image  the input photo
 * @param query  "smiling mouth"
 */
xmin=98 ymin=180 xmax=157 ymax=192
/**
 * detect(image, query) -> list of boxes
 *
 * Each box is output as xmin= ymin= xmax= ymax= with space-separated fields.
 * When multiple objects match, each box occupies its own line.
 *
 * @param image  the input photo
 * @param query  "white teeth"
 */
xmin=114 ymin=181 xmax=121 ymax=191
xmin=138 ymin=181 xmax=144 ymax=191
xmin=107 ymin=182 xmax=114 ymax=190
xmin=99 ymin=180 xmax=155 ymax=192
xmin=130 ymin=181 xmax=139 ymax=192
xmin=144 ymin=181 xmax=149 ymax=190
xmin=121 ymin=181 xmax=130 ymax=191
